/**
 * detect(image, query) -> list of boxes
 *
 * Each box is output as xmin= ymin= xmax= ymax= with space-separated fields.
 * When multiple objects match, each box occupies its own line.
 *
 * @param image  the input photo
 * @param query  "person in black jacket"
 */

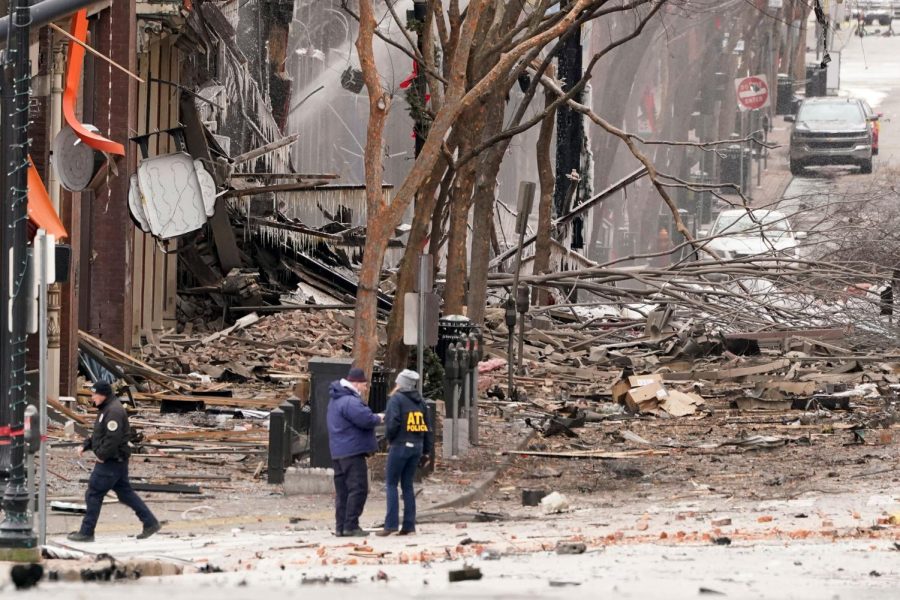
xmin=67 ymin=382 xmax=160 ymax=542
xmin=376 ymin=369 xmax=433 ymax=536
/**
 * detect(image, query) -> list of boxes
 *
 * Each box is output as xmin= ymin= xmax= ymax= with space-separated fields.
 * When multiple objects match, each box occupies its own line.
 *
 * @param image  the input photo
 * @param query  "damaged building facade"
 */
xmin=14 ymin=0 xmax=815 ymax=396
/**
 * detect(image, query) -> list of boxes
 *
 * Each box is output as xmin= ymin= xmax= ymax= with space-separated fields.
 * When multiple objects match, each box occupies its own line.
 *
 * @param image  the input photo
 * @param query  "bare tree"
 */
xmin=533 ymin=67 xmax=557 ymax=307
xmin=351 ymin=0 xmax=607 ymax=374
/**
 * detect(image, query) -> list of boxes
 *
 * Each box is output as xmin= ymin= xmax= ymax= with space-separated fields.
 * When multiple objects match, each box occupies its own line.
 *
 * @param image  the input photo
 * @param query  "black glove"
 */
xmin=418 ymin=454 xmax=433 ymax=469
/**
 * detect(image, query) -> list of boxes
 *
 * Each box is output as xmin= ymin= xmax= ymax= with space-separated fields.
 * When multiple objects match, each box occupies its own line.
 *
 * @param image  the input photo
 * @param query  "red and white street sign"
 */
xmin=734 ymin=75 xmax=770 ymax=111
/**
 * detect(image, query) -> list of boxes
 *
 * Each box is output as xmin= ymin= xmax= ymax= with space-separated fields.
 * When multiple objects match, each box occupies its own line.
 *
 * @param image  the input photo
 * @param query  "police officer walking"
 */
xmin=67 ymin=382 xmax=161 ymax=542
xmin=377 ymin=369 xmax=433 ymax=536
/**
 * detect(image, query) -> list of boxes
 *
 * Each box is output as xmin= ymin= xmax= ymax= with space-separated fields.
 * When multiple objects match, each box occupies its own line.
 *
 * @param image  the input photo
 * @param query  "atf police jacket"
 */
xmin=384 ymin=389 xmax=434 ymax=455
xmin=83 ymin=396 xmax=131 ymax=462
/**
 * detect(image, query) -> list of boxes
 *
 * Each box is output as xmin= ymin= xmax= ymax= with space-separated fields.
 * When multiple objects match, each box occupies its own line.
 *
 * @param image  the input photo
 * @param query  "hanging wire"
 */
xmin=813 ymin=0 xmax=832 ymax=68
xmin=103 ymin=4 xmax=114 ymax=213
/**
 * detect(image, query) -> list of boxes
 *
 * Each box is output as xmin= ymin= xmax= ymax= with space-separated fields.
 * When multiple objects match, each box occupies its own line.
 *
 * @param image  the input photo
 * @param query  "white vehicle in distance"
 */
xmin=700 ymin=209 xmax=805 ymax=262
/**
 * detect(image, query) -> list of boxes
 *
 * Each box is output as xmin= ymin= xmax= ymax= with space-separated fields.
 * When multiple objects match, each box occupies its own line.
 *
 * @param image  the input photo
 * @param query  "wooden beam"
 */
xmin=225 ymin=180 xmax=331 ymax=198
xmin=231 ymin=133 xmax=301 ymax=165
xmin=146 ymin=430 xmax=268 ymax=442
xmin=230 ymin=172 xmax=339 ymax=180
xmin=723 ymin=328 xmax=846 ymax=342
xmin=49 ymin=22 xmax=145 ymax=83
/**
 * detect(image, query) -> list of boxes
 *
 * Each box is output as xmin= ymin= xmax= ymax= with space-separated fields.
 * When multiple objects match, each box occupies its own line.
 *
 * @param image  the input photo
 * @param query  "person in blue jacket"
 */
xmin=327 ymin=367 xmax=383 ymax=537
xmin=376 ymin=369 xmax=433 ymax=536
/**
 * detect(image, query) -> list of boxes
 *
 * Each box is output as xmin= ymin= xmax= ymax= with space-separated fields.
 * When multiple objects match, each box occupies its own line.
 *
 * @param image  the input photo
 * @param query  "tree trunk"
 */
xmin=383 ymin=156 xmax=448 ymax=370
xmin=429 ymin=169 xmax=453 ymax=259
xmin=467 ymin=93 xmax=508 ymax=326
xmin=353 ymin=228 xmax=391 ymax=377
xmin=352 ymin=0 xmax=597 ymax=375
xmin=533 ymin=84 xmax=557 ymax=306
xmin=466 ymin=177 xmax=497 ymax=325
xmin=353 ymin=0 xmax=392 ymax=377
xmin=442 ymin=154 xmax=477 ymax=314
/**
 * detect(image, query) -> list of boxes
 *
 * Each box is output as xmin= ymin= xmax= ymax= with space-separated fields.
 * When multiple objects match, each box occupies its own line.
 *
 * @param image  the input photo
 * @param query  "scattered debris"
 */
xmin=50 ymin=501 xmax=86 ymax=514
xmin=301 ymin=575 xmax=358 ymax=585
xmin=540 ymin=492 xmax=570 ymax=514
xmin=448 ymin=565 xmax=483 ymax=583
xmin=10 ymin=564 xmax=43 ymax=590
xmin=521 ymin=489 xmax=549 ymax=506
xmin=555 ymin=542 xmax=587 ymax=555
xmin=712 ymin=537 xmax=732 ymax=546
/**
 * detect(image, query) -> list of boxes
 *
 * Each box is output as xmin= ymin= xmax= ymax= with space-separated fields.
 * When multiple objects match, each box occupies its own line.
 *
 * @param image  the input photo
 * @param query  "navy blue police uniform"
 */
xmin=381 ymin=386 xmax=434 ymax=534
xmin=68 ymin=383 xmax=160 ymax=542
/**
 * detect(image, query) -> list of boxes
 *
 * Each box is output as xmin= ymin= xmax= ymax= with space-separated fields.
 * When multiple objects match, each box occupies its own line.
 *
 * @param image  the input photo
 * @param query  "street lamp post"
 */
xmin=0 ymin=44 xmax=10 ymax=491
xmin=0 ymin=0 xmax=39 ymax=560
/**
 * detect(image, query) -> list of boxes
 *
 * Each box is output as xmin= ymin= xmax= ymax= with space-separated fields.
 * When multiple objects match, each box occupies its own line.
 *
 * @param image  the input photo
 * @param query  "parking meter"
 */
xmin=24 ymin=405 xmax=41 ymax=454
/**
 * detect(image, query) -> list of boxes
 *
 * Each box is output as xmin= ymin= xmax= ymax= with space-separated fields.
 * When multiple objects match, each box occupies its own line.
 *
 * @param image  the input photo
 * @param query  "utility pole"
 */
xmin=0 ymin=0 xmax=38 ymax=559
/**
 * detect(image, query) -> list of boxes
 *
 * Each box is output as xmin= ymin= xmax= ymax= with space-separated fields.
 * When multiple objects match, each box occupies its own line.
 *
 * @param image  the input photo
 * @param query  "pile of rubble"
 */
xmin=140 ymin=309 xmax=355 ymax=385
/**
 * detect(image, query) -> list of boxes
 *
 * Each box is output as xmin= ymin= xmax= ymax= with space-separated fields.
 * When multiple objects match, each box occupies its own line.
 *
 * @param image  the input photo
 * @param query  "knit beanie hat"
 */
xmin=346 ymin=367 xmax=368 ymax=383
xmin=395 ymin=369 xmax=420 ymax=392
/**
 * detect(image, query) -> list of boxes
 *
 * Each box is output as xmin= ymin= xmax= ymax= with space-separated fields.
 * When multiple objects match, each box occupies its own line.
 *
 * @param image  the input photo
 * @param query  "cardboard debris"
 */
xmin=625 ymin=382 xmax=668 ymax=414
xmin=611 ymin=377 xmax=632 ymax=406
xmin=659 ymin=390 xmax=703 ymax=417
xmin=628 ymin=374 xmax=664 ymax=388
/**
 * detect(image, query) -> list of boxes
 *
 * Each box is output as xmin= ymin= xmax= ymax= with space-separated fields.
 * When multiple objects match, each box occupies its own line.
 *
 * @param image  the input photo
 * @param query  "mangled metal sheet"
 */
xmin=129 ymin=153 xmax=216 ymax=239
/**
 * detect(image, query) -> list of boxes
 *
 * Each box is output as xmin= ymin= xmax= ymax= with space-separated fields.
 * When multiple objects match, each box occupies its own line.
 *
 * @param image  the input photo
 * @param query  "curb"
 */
xmin=420 ymin=429 xmax=537 ymax=512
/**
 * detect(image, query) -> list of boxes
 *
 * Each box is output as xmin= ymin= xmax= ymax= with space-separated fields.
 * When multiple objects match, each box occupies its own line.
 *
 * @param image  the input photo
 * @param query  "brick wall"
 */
xmin=83 ymin=2 xmax=137 ymax=351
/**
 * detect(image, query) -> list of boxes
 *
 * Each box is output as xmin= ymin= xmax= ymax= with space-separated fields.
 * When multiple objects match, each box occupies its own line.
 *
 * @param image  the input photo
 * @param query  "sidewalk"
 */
xmin=747 ymin=115 xmax=794 ymax=209
xmin=5 ymin=487 xmax=899 ymax=598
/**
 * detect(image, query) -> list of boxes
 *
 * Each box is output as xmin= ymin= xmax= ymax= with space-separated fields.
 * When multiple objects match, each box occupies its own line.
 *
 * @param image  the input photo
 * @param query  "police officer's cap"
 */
xmin=91 ymin=381 xmax=114 ymax=397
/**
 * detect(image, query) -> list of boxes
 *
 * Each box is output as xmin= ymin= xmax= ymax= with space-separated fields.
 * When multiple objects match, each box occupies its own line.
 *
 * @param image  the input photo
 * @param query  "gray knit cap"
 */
xmin=395 ymin=369 xmax=420 ymax=392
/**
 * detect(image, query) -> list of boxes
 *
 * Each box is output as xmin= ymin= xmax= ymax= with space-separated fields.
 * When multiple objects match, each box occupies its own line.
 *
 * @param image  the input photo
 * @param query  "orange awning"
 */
xmin=28 ymin=157 xmax=68 ymax=240
xmin=62 ymin=9 xmax=124 ymax=156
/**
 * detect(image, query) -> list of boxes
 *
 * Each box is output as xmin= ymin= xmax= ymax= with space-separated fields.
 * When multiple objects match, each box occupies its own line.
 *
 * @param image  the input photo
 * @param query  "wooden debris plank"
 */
xmin=48 ymin=397 xmax=90 ymax=425
xmin=79 ymin=330 xmax=190 ymax=390
xmin=78 ymin=339 xmax=140 ymax=386
xmin=791 ymin=336 xmax=852 ymax=355
xmin=146 ymin=430 xmax=268 ymax=442
xmin=662 ymin=359 xmax=790 ymax=381
xmin=133 ymin=391 xmax=278 ymax=409
xmin=504 ymin=449 xmax=669 ymax=459
xmin=722 ymin=328 xmax=846 ymax=342
xmin=201 ymin=312 xmax=260 ymax=344
xmin=798 ymin=373 xmax=864 ymax=384
xmin=230 ymin=172 xmax=339 ymax=180
xmin=526 ymin=329 xmax=566 ymax=350
xmin=226 ymin=181 xmax=332 ymax=197
xmin=131 ymin=482 xmax=203 ymax=495
xmin=131 ymin=475 xmax=231 ymax=482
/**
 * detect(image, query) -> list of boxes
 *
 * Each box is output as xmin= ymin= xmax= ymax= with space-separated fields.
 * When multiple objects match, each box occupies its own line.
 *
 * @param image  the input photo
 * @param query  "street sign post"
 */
xmin=404 ymin=254 xmax=438 ymax=396
xmin=734 ymin=75 xmax=770 ymax=112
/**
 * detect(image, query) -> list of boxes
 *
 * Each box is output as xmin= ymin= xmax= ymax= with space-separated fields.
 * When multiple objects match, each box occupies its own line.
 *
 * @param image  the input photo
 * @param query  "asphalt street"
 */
xmin=779 ymin=24 xmax=900 ymax=233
